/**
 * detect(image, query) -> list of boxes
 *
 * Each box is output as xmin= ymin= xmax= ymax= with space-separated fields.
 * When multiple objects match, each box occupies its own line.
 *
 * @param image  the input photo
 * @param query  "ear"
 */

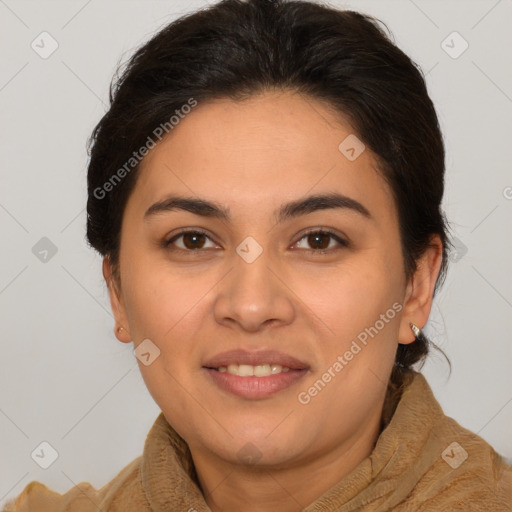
xmin=398 ymin=235 xmax=443 ymax=345
xmin=102 ymin=256 xmax=132 ymax=343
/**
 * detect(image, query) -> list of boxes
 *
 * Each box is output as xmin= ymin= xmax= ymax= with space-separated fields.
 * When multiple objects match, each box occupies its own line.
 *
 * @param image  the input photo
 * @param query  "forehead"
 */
xmin=128 ymin=90 xmax=395 ymax=223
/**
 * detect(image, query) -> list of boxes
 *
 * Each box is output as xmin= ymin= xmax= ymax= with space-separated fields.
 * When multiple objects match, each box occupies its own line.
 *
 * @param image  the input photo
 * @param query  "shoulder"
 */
xmin=2 ymin=456 xmax=143 ymax=512
xmin=382 ymin=372 xmax=512 ymax=510
xmin=413 ymin=414 xmax=512 ymax=510
xmin=2 ymin=480 xmax=97 ymax=512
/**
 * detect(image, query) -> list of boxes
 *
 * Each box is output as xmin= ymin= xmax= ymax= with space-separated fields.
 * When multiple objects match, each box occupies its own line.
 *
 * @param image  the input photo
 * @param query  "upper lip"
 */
xmin=203 ymin=349 xmax=309 ymax=370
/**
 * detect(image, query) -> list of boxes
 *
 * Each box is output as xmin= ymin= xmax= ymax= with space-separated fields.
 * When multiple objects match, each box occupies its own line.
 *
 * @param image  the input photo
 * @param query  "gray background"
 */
xmin=1 ymin=0 xmax=511 ymax=506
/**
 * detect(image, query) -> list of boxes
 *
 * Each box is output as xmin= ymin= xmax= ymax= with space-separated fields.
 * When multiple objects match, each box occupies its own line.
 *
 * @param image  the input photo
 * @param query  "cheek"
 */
xmin=123 ymin=272 xmax=198 ymax=340
xmin=120 ymin=264 xmax=210 ymax=426
xmin=119 ymin=235 xmax=197 ymax=333
xmin=121 ymin=271 xmax=171 ymax=339
xmin=120 ymin=257 xmax=216 ymax=370
xmin=305 ymin=252 xmax=403 ymax=371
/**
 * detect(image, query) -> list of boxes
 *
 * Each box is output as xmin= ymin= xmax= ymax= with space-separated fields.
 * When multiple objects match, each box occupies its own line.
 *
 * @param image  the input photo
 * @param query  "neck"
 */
xmin=191 ymin=404 xmax=384 ymax=512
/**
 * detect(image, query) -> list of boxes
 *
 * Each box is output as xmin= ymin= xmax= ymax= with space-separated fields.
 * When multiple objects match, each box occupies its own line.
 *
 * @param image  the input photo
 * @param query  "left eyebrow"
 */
xmin=144 ymin=192 xmax=372 ymax=223
xmin=275 ymin=192 xmax=372 ymax=222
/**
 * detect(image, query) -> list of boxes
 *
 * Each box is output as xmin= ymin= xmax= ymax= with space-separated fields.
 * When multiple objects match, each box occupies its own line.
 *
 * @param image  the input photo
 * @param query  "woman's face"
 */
xmin=107 ymin=90 xmax=436 ymax=469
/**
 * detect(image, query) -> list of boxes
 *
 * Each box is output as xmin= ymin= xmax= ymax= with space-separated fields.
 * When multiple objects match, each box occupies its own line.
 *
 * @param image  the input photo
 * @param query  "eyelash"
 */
xmin=164 ymin=228 xmax=349 ymax=255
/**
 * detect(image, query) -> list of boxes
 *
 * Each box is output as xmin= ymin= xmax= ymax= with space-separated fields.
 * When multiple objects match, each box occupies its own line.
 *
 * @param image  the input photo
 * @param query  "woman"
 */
xmin=4 ymin=0 xmax=511 ymax=510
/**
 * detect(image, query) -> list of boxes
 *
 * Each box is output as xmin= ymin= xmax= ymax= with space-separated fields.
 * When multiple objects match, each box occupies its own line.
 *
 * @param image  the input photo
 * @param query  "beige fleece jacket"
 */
xmin=3 ymin=371 xmax=511 ymax=511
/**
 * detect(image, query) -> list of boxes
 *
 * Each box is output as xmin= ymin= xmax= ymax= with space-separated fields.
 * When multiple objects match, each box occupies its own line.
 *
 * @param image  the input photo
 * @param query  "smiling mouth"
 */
xmin=202 ymin=348 xmax=310 ymax=398
xmin=203 ymin=365 xmax=308 ymax=399
xmin=208 ymin=363 xmax=291 ymax=377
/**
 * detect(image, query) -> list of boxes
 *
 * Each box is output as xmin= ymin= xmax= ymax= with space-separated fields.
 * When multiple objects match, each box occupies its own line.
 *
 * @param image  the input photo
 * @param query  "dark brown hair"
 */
xmin=86 ymin=0 xmax=451 ymax=380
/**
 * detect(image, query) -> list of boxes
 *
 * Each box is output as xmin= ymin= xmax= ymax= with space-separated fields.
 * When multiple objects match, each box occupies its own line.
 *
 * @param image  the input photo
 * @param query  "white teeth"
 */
xmin=217 ymin=364 xmax=292 ymax=377
xmin=237 ymin=364 xmax=254 ymax=377
xmin=254 ymin=364 xmax=271 ymax=377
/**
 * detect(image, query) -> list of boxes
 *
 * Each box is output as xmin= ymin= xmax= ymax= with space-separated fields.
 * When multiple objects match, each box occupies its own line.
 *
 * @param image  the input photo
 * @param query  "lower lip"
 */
xmin=203 ymin=368 xmax=308 ymax=399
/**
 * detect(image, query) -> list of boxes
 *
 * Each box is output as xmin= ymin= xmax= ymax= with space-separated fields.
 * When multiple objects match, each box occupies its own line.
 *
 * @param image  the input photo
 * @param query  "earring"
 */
xmin=409 ymin=322 xmax=422 ymax=339
xmin=117 ymin=326 xmax=124 ymax=334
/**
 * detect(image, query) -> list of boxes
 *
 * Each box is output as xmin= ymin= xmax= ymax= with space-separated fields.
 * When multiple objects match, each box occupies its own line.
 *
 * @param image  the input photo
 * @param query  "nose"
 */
xmin=213 ymin=244 xmax=295 ymax=333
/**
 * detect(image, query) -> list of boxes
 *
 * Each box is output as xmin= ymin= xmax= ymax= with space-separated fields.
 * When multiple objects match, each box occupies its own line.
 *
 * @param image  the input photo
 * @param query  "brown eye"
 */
xmin=294 ymin=230 xmax=348 ymax=253
xmin=166 ymin=230 xmax=217 ymax=251
xmin=307 ymin=232 xmax=330 ymax=250
xmin=181 ymin=232 xmax=207 ymax=250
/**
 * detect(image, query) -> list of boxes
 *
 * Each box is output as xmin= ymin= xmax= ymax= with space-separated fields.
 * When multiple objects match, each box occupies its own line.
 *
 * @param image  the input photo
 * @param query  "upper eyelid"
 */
xmin=166 ymin=228 xmax=216 ymax=244
xmin=294 ymin=227 xmax=348 ymax=243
